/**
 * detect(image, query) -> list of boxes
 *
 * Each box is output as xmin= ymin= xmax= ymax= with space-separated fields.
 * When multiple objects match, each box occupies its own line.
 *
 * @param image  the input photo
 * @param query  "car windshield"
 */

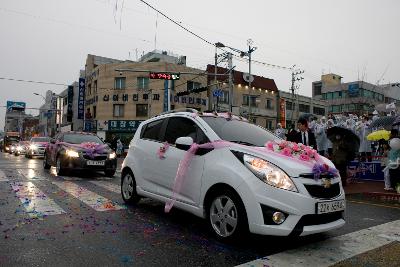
xmin=63 ymin=134 xmax=103 ymax=144
xmin=201 ymin=116 xmax=278 ymax=147
xmin=31 ymin=137 xmax=50 ymax=142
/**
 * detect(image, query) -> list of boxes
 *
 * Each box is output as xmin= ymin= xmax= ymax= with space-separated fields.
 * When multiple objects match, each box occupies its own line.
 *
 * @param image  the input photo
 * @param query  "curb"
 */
xmin=346 ymin=192 xmax=400 ymax=204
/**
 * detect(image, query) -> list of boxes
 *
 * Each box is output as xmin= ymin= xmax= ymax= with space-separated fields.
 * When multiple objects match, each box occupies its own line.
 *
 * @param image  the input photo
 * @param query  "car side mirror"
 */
xmin=175 ymin=137 xmax=193 ymax=151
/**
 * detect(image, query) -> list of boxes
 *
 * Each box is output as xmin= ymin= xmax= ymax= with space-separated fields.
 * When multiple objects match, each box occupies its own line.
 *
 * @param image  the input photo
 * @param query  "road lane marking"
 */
xmin=89 ymin=180 xmax=120 ymax=194
xmin=10 ymin=181 xmax=66 ymax=217
xmin=52 ymin=181 xmax=125 ymax=211
xmin=237 ymin=219 xmax=400 ymax=267
xmin=0 ymin=170 xmax=9 ymax=181
xmin=18 ymin=169 xmax=45 ymax=180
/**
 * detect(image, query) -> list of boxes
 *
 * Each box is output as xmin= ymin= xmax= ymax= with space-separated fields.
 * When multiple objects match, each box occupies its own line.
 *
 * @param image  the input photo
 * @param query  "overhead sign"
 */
xmin=6 ymin=101 xmax=26 ymax=112
xmin=108 ymin=120 xmax=143 ymax=132
xmin=78 ymin=78 xmax=85 ymax=119
xmin=149 ymin=72 xmax=180 ymax=80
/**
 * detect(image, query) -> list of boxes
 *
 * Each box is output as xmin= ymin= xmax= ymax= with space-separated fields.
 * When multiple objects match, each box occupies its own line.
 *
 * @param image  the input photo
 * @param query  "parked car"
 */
xmin=121 ymin=110 xmax=345 ymax=241
xmin=26 ymin=137 xmax=50 ymax=158
xmin=43 ymin=132 xmax=117 ymax=177
xmin=14 ymin=141 xmax=30 ymax=156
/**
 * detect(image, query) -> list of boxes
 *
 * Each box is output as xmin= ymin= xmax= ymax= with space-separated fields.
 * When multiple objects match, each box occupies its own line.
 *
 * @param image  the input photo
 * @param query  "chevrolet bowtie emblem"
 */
xmin=322 ymin=178 xmax=331 ymax=188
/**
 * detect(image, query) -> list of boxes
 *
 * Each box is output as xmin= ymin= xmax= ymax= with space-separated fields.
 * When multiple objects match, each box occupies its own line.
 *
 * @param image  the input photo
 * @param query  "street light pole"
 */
xmin=246 ymin=39 xmax=257 ymax=122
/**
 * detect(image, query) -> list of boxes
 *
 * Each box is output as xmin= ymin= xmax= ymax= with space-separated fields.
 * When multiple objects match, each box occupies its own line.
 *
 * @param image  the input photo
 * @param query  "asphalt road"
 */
xmin=0 ymin=152 xmax=399 ymax=267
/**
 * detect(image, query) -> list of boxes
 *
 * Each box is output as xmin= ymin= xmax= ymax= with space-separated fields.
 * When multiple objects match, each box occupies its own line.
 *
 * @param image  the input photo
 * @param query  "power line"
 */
xmin=0 ymin=77 xmax=69 ymax=86
xmin=138 ymin=0 xmax=214 ymax=46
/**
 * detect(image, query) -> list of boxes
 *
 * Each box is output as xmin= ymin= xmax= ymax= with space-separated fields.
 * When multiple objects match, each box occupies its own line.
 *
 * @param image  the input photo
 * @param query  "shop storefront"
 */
xmin=104 ymin=120 xmax=143 ymax=146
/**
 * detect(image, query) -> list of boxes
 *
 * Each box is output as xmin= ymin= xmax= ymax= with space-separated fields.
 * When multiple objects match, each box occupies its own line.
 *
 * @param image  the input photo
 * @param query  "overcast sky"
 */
xmin=1 ymin=0 xmax=399 ymax=129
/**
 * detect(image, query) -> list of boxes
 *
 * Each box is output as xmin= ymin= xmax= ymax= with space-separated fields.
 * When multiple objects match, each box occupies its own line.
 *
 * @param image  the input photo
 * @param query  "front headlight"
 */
xmin=108 ymin=152 xmax=116 ymax=159
xmin=30 ymin=144 xmax=38 ymax=150
xmin=66 ymin=149 xmax=79 ymax=158
xmin=17 ymin=146 xmax=23 ymax=151
xmin=243 ymin=154 xmax=298 ymax=192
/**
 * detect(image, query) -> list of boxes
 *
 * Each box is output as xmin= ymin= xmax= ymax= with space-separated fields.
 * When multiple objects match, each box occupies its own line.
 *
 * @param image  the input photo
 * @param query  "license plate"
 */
xmin=87 ymin=160 xmax=105 ymax=166
xmin=316 ymin=200 xmax=345 ymax=214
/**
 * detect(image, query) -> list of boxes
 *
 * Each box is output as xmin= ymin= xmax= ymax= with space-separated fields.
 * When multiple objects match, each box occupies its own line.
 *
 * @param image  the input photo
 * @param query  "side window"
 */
xmin=141 ymin=119 xmax=164 ymax=142
xmin=164 ymin=117 xmax=207 ymax=144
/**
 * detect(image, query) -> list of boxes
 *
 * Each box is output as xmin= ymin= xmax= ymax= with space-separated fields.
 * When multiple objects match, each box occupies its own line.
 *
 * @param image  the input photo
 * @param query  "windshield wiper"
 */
xmin=229 ymin=140 xmax=256 ymax=146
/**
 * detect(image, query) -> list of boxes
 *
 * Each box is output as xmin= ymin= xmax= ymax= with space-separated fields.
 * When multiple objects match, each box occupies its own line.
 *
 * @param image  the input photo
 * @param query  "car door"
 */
xmin=135 ymin=118 xmax=167 ymax=192
xmin=151 ymin=116 xmax=209 ymax=206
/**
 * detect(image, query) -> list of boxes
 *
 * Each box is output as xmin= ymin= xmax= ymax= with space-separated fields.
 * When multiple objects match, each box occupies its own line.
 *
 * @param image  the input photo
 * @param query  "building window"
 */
xmin=115 ymin=77 xmax=126 ymax=89
xmin=88 ymin=84 xmax=92 ymax=95
xmin=137 ymin=77 xmax=149 ymax=90
xmin=286 ymin=101 xmax=295 ymax=111
xmin=94 ymin=80 xmax=97 ymax=93
xmin=266 ymin=120 xmax=273 ymax=129
xmin=326 ymin=92 xmax=333 ymax=100
xmin=243 ymin=95 xmax=258 ymax=107
xmin=187 ymin=81 xmax=201 ymax=91
xmin=113 ymin=104 xmax=124 ymax=117
xmin=136 ymin=104 xmax=148 ymax=117
xmin=332 ymin=105 xmax=341 ymax=113
xmin=313 ymin=83 xmax=322 ymax=96
xmin=299 ymin=104 xmax=310 ymax=113
xmin=93 ymin=106 xmax=96 ymax=118
xmin=219 ymin=91 xmax=229 ymax=104
xmin=313 ymin=107 xmax=325 ymax=116
xmin=266 ymin=99 xmax=273 ymax=110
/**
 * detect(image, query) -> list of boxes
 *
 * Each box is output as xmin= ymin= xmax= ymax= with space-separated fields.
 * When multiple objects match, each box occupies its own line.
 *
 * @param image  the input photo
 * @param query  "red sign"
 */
xmin=279 ymin=98 xmax=286 ymax=128
xmin=149 ymin=72 xmax=180 ymax=80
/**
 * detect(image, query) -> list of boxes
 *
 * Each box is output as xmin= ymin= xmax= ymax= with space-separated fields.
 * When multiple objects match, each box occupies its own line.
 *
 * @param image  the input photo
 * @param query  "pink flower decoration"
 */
xmin=292 ymin=143 xmax=300 ymax=152
xmin=266 ymin=142 xmax=274 ymax=150
xmin=299 ymin=153 xmax=311 ymax=161
xmin=281 ymin=147 xmax=292 ymax=157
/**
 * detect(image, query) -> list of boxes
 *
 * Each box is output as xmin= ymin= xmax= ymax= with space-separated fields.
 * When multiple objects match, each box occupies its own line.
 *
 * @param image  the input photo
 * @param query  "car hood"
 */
xmin=32 ymin=142 xmax=48 ymax=146
xmin=229 ymin=143 xmax=335 ymax=178
xmin=62 ymin=143 xmax=112 ymax=154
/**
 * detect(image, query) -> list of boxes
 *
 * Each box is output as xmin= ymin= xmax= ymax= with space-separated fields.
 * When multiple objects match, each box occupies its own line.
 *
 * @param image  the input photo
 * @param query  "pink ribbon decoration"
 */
xmin=164 ymin=140 xmax=336 ymax=213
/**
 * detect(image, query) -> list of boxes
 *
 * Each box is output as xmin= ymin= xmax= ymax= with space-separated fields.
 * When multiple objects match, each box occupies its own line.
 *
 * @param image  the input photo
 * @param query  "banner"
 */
xmin=279 ymin=98 xmax=286 ymax=128
xmin=6 ymin=101 xmax=26 ymax=112
xmin=78 ymin=78 xmax=85 ymax=119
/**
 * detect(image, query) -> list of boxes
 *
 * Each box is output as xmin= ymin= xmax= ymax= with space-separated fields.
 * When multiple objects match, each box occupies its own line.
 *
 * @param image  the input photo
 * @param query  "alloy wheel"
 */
xmin=209 ymin=196 xmax=238 ymax=237
xmin=122 ymin=173 xmax=134 ymax=200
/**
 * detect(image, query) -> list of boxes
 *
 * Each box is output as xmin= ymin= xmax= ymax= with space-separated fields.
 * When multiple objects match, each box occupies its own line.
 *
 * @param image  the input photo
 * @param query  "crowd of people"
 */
xmin=274 ymin=112 xmax=400 ymax=191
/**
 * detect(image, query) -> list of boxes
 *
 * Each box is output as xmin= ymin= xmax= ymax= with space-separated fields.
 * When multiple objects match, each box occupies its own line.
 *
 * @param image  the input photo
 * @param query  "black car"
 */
xmin=43 ymin=132 xmax=117 ymax=177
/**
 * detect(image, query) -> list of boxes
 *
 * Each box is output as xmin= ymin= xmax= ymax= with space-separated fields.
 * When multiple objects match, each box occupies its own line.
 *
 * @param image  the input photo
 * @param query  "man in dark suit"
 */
xmin=295 ymin=118 xmax=317 ymax=149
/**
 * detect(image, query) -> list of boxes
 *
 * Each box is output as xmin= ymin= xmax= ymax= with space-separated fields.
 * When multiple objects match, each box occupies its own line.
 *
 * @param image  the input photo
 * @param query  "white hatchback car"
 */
xmin=121 ymin=110 xmax=345 ymax=241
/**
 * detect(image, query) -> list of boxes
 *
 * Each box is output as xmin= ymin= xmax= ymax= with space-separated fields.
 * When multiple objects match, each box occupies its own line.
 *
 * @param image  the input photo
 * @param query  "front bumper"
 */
xmin=60 ymin=155 xmax=117 ymax=171
xmin=28 ymin=147 xmax=46 ymax=156
xmin=240 ymin=176 xmax=346 ymax=237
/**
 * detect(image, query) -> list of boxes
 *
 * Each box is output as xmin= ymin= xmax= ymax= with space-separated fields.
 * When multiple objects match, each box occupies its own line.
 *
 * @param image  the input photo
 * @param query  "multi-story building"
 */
xmin=279 ymin=91 xmax=327 ymax=128
xmin=206 ymin=65 xmax=279 ymax=129
xmin=4 ymin=101 xmax=30 ymax=134
xmin=84 ymin=53 xmax=208 ymax=144
xmin=312 ymin=74 xmax=400 ymax=115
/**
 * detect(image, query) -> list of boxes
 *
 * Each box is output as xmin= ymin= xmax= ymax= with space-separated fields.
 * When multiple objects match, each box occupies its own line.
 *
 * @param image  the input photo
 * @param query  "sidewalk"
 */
xmin=345 ymin=180 xmax=400 ymax=204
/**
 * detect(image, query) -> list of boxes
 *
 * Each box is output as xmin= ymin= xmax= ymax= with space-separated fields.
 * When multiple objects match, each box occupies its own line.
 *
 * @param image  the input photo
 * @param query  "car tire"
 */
xmin=121 ymin=170 xmax=140 ymax=205
xmin=104 ymin=170 xmax=116 ymax=177
xmin=56 ymin=156 xmax=66 ymax=176
xmin=43 ymin=153 xmax=51 ymax=169
xmin=206 ymin=188 xmax=249 ymax=242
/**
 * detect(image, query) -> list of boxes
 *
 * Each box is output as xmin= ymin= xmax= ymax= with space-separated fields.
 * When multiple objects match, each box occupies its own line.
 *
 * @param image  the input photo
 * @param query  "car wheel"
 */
xmin=56 ymin=156 xmax=66 ymax=176
xmin=104 ymin=169 xmax=116 ymax=177
xmin=121 ymin=170 xmax=140 ymax=204
xmin=43 ymin=153 xmax=51 ymax=169
xmin=14 ymin=152 xmax=18 ymax=156
xmin=207 ymin=189 xmax=248 ymax=242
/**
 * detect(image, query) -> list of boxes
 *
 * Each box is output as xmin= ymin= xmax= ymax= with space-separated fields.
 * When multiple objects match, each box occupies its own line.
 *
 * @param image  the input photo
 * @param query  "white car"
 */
xmin=121 ymin=110 xmax=345 ymax=241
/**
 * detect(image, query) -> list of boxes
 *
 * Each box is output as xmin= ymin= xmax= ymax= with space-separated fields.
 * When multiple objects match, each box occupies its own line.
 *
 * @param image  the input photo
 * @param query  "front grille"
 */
xmin=300 ymin=173 xmax=335 ymax=179
xmin=83 ymin=155 xmax=107 ymax=160
xmin=304 ymin=183 xmax=340 ymax=199
xmin=300 ymin=212 xmax=344 ymax=226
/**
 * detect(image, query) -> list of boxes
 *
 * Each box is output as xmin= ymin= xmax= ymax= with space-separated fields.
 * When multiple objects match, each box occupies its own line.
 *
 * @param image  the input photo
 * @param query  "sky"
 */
xmin=0 ymin=0 xmax=399 ymax=129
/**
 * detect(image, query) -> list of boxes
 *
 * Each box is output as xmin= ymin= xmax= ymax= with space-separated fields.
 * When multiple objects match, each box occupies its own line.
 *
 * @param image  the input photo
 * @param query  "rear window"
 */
xmin=141 ymin=119 xmax=164 ymax=142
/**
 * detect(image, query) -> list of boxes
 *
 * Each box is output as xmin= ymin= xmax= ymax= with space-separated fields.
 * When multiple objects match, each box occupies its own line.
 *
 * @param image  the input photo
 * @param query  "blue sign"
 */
xmin=163 ymin=80 xmax=169 ymax=112
xmin=213 ymin=89 xmax=223 ymax=97
xmin=348 ymin=83 xmax=359 ymax=97
xmin=347 ymin=161 xmax=383 ymax=181
xmin=108 ymin=120 xmax=143 ymax=132
xmin=78 ymin=78 xmax=85 ymax=119
xmin=6 ymin=101 xmax=26 ymax=112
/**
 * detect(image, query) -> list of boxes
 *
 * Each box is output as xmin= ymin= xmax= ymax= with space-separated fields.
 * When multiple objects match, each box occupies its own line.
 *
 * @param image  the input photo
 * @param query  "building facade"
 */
xmin=206 ymin=65 xmax=279 ymax=130
xmin=84 ymin=54 xmax=208 ymax=144
xmin=312 ymin=74 xmax=400 ymax=115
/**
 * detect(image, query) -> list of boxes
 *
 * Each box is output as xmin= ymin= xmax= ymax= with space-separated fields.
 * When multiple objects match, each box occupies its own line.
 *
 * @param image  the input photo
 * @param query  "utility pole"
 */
xmin=289 ymin=67 xmax=304 ymax=127
xmin=246 ymin=39 xmax=257 ymax=121
xmin=214 ymin=46 xmax=218 ymax=111
xmin=228 ymin=53 xmax=233 ymax=112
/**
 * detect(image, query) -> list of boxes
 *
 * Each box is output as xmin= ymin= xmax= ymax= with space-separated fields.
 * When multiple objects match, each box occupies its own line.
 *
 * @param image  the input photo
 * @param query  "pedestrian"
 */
xmin=110 ymin=134 xmax=118 ymax=152
xmin=286 ymin=126 xmax=298 ymax=142
xmin=387 ymin=137 xmax=400 ymax=193
xmin=315 ymin=116 xmax=328 ymax=155
xmin=381 ymin=142 xmax=392 ymax=191
xmin=295 ymin=118 xmax=317 ymax=149
xmin=326 ymin=119 xmax=335 ymax=157
xmin=356 ymin=116 xmax=372 ymax=162
xmin=331 ymin=134 xmax=355 ymax=186
xmin=274 ymin=123 xmax=286 ymax=139
xmin=116 ymin=139 xmax=123 ymax=157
